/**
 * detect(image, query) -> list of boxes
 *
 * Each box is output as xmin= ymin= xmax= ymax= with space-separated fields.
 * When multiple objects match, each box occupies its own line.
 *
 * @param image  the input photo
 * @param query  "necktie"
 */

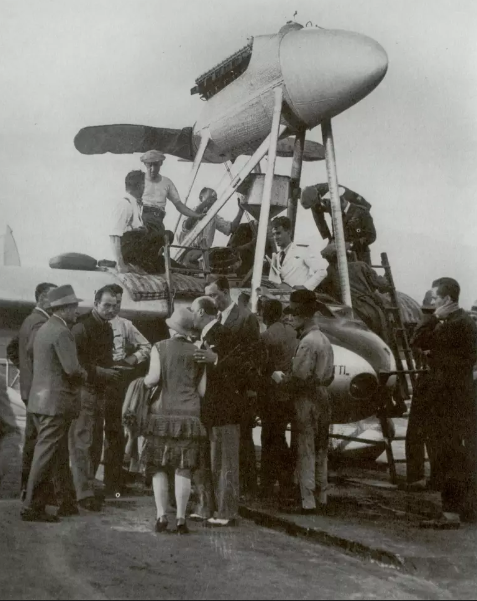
xmin=279 ymin=250 xmax=286 ymax=267
xmin=217 ymin=311 xmax=223 ymax=324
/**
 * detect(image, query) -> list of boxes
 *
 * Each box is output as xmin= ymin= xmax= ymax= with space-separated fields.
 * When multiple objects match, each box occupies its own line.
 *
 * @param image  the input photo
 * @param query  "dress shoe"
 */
xmin=188 ymin=514 xmax=207 ymax=522
xmin=398 ymin=479 xmax=427 ymax=493
xmin=21 ymin=509 xmax=60 ymax=523
xmin=205 ymin=518 xmax=238 ymax=528
xmin=57 ymin=503 xmax=80 ymax=517
xmin=155 ymin=516 xmax=169 ymax=533
xmin=300 ymin=507 xmax=319 ymax=516
xmin=78 ymin=497 xmax=102 ymax=512
xmin=171 ymin=519 xmax=190 ymax=535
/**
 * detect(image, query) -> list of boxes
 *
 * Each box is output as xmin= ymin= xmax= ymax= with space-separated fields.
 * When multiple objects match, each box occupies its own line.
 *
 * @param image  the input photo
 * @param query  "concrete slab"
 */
xmin=240 ymin=478 xmax=477 ymax=581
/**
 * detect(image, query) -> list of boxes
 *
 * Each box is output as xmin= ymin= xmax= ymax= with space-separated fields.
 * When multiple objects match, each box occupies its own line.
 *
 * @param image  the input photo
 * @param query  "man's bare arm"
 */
xmin=110 ymin=235 xmax=129 ymax=273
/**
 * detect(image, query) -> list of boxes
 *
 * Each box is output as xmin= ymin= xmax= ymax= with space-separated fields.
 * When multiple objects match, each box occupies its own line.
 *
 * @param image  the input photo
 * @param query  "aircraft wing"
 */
xmin=74 ymin=125 xmax=325 ymax=163
xmin=74 ymin=125 xmax=196 ymax=161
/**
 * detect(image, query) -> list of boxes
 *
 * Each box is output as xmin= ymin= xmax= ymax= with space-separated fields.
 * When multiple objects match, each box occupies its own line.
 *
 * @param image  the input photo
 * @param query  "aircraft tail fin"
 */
xmin=2 ymin=225 xmax=21 ymax=266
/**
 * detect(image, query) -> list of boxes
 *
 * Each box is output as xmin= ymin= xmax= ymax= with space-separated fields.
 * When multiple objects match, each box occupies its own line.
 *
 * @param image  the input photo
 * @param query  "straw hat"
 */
xmin=165 ymin=307 xmax=195 ymax=338
xmin=48 ymin=285 xmax=83 ymax=308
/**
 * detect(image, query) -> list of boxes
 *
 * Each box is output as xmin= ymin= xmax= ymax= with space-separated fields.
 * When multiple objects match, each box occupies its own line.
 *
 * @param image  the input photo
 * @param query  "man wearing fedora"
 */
xmin=21 ymin=285 xmax=87 ymax=522
xmin=282 ymin=290 xmax=334 ymax=514
xmin=301 ymin=183 xmax=376 ymax=265
xmin=16 ymin=282 xmax=58 ymax=501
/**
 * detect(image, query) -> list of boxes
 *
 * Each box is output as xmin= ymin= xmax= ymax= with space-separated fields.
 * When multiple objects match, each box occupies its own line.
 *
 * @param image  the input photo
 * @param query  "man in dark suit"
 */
xmin=70 ymin=286 xmax=121 ymax=510
xmin=301 ymin=183 xmax=376 ymax=264
xmin=21 ymin=285 xmax=87 ymax=522
xmin=191 ymin=295 xmax=243 ymax=526
xmin=17 ymin=282 xmax=57 ymax=500
xmin=258 ymin=299 xmax=297 ymax=499
xmin=412 ymin=278 xmax=477 ymax=529
xmin=204 ymin=276 xmax=261 ymax=500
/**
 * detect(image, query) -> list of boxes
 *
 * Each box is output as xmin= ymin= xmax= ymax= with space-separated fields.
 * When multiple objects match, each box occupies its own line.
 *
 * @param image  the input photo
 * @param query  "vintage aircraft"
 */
xmin=0 ymin=20 xmax=419 ymax=463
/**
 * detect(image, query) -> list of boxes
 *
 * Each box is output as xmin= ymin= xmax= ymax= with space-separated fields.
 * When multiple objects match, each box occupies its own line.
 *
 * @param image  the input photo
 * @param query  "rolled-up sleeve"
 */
xmin=127 ymin=322 xmax=152 ymax=363
xmin=111 ymin=198 xmax=132 ymax=237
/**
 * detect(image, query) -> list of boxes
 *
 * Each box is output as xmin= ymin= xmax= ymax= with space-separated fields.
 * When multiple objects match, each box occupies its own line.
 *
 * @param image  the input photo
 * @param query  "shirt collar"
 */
xmin=52 ymin=314 xmax=68 ymax=328
xmin=35 ymin=307 xmax=50 ymax=319
xmin=201 ymin=319 xmax=218 ymax=340
xmin=278 ymin=242 xmax=293 ymax=254
xmin=220 ymin=301 xmax=236 ymax=324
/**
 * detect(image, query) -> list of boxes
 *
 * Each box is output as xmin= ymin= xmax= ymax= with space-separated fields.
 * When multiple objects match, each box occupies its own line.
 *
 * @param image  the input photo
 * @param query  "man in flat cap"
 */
xmin=301 ymin=183 xmax=376 ymax=264
xmin=21 ymin=285 xmax=87 ymax=522
xmin=140 ymin=150 xmax=204 ymax=231
xmin=281 ymin=290 xmax=334 ymax=514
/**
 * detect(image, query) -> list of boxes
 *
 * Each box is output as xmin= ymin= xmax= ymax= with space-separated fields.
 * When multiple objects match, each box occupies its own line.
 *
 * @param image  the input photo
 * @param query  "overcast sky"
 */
xmin=1 ymin=0 xmax=477 ymax=306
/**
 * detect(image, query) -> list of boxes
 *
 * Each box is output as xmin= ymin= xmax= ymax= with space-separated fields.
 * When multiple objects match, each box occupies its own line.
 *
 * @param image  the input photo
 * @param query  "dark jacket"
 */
xmin=72 ymin=311 xmax=114 ymax=388
xmin=200 ymin=322 xmax=243 ymax=427
xmin=28 ymin=316 xmax=85 ymax=417
xmin=411 ymin=309 xmax=477 ymax=434
xmin=18 ymin=308 xmax=49 ymax=402
xmin=221 ymin=302 xmax=260 ymax=343
xmin=310 ymin=184 xmax=376 ymax=260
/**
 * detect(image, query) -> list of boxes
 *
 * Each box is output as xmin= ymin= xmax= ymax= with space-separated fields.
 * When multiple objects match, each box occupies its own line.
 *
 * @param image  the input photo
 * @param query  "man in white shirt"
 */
xmin=110 ymin=170 xmax=170 ymax=274
xmin=140 ymin=150 xmax=203 ymax=231
xmin=107 ymin=284 xmax=152 ymax=486
xmin=109 ymin=284 xmax=151 ymax=367
xmin=269 ymin=216 xmax=326 ymax=290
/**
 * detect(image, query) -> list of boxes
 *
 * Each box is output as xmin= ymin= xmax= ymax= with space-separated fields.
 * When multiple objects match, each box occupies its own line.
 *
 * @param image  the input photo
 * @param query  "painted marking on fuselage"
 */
xmin=334 ymin=365 xmax=350 ymax=376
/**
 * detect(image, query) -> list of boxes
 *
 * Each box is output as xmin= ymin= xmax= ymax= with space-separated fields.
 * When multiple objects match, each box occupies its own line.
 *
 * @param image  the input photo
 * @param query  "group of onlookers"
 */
xmin=10 ymin=282 xmax=150 ymax=522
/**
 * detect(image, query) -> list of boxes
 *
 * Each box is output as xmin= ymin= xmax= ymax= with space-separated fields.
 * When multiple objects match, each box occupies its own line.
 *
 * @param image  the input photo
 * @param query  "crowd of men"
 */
xmin=2 ymin=151 xmax=475 ymax=532
xmin=7 ymin=277 xmax=336 ymax=527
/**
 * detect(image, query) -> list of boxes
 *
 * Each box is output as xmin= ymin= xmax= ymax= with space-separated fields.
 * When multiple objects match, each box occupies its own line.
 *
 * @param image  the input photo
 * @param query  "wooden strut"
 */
xmin=250 ymin=86 xmax=284 ymax=313
xmin=288 ymin=129 xmax=306 ymax=239
xmin=321 ymin=119 xmax=353 ymax=312
xmin=172 ymin=124 xmax=287 ymax=262
xmin=173 ymin=129 xmax=211 ymax=236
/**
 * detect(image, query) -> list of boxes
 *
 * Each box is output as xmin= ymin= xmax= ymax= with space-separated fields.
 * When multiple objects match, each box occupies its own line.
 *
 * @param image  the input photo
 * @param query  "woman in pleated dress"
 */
xmin=142 ymin=307 xmax=206 ymax=534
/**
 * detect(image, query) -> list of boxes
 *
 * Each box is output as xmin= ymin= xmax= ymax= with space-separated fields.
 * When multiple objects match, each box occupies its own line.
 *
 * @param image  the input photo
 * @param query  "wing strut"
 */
xmin=173 ymin=129 xmax=211 ymax=236
xmin=250 ymin=86 xmax=284 ymax=312
xmin=172 ymin=124 xmax=286 ymax=262
xmin=321 ymin=119 xmax=353 ymax=311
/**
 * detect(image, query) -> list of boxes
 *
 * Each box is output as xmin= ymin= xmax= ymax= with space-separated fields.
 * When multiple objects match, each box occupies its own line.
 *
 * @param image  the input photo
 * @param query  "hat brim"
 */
xmin=165 ymin=318 xmax=193 ymax=338
xmin=50 ymin=294 xmax=83 ymax=307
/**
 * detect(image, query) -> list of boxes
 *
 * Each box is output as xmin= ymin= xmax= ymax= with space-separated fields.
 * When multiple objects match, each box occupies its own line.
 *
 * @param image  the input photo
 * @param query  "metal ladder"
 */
xmin=372 ymin=252 xmax=420 ymax=403
xmin=370 ymin=252 xmax=427 ymax=483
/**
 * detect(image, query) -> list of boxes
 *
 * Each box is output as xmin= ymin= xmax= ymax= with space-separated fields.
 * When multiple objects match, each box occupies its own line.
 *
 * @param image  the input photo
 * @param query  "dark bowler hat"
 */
xmin=48 ymin=285 xmax=83 ymax=308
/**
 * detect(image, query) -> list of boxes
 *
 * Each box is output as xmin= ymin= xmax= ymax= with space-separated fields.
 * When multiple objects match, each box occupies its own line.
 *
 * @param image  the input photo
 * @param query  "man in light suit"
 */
xmin=269 ymin=216 xmax=326 ymax=291
xmin=204 ymin=276 xmax=261 ymax=515
xmin=21 ymin=285 xmax=87 ymax=522
xmin=17 ymin=282 xmax=57 ymax=499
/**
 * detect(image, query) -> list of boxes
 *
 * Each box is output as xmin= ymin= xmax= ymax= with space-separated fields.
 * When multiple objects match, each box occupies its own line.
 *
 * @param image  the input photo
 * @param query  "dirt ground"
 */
xmin=0 ymin=496 xmax=466 ymax=601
